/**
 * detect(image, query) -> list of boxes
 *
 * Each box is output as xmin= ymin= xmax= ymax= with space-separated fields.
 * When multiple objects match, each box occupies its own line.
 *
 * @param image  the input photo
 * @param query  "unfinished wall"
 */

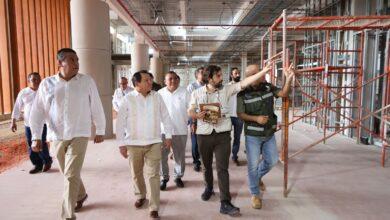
xmin=0 ymin=0 xmax=71 ymax=116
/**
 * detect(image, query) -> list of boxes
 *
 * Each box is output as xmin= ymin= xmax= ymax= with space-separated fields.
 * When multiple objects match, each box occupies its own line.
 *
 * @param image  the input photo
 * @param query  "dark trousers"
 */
xmin=197 ymin=131 xmax=231 ymax=201
xmin=25 ymin=125 xmax=52 ymax=167
xmin=231 ymin=117 xmax=243 ymax=160
xmin=191 ymin=132 xmax=201 ymax=166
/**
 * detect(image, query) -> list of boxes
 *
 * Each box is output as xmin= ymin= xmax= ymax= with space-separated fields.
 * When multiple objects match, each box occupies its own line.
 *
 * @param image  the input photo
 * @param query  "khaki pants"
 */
xmin=53 ymin=137 xmax=88 ymax=220
xmin=127 ymin=143 xmax=161 ymax=211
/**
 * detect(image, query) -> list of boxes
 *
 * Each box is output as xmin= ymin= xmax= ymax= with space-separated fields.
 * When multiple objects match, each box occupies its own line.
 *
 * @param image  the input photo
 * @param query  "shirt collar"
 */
xmin=133 ymin=89 xmax=153 ymax=97
xmin=55 ymin=73 xmax=81 ymax=82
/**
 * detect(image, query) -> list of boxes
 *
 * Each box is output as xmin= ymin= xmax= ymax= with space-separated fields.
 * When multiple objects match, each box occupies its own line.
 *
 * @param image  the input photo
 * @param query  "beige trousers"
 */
xmin=53 ymin=137 xmax=88 ymax=220
xmin=127 ymin=143 xmax=162 ymax=211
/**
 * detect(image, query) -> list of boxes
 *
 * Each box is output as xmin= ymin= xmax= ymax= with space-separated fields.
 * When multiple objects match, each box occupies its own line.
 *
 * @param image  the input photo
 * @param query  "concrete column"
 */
xmin=131 ymin=43 xmax=149 ymax=74
xmin=71 ymin=0 xmax=113 ymax=138
xmin=150 ymin=52 xmax=164 ymax=85
xmin=241 ymin=52 xmax=247 ymax=79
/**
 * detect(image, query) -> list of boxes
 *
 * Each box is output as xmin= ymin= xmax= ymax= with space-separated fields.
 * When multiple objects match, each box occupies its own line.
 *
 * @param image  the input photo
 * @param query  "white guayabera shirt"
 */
xmin=116 ymin=90 xmax=173 ymax=147
xmin=29 ymin=73 xmax=106 ymax=141
xmin=11 ymin=87 xmax=38 ymax=127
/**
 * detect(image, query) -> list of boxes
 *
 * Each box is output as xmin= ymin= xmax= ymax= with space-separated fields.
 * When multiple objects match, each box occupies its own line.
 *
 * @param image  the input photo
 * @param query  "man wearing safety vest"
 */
xmin=237 ymin=64 xmax=295 ymax=210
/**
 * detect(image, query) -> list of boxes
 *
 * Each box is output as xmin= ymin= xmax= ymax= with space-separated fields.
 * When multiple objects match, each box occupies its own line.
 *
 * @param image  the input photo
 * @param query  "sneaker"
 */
xmin=251 ymin=195 xmax=262 ymax=209
xmin=29 ymin=166 xmax=42 ymax=174
xmin=160 ymin=179 xmax=168 ymax=190
xmin=201 ymin=187 xmax=214 ymax=201
xmin=174 ymin=178 xmax=184 ymax=188
xmin=259 ymin=180 xmax=266 ymax=191
xmin=220 ymin=200 xmax=240 ymax=216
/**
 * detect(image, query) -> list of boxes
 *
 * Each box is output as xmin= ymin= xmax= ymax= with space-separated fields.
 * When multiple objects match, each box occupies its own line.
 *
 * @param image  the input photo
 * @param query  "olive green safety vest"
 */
xmin=238 ymin=83 xmax=277 ymax=137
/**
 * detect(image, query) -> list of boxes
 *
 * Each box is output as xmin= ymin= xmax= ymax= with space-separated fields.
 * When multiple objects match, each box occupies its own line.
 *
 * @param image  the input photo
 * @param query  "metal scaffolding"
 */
xmin=260 ymin=10 xmax=390 ymax=197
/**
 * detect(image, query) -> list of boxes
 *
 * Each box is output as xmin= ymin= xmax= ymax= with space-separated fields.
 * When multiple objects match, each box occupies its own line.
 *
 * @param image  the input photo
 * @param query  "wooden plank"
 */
xmin=28 ymin=0 xmax=38 ymax=72
xmin=0 ymin=0 xmax=12 ymax=113
xmin=55 ymin=0 xmax=61 ymax=51
xmin=40 ymin=0 xmax=50 ymax=77
xmin=48 ymin=0 xmax=56 ymax=74
xmin=50 ymin=0 xmax=58 ymax=72
xmin=60 ymin=0 xmax=65 ymax=48
xmin=10 ymin=0 xmax=26 ymax=93
xmin=35 ymin=0 xmax=45 ymax=77
xmin=64 ymin=0 xmax=70 ymax=47
xmin=0 ymin=59 xmax=3 ymax=114
xmin=22 ymin=0 xmax=32 ymax=80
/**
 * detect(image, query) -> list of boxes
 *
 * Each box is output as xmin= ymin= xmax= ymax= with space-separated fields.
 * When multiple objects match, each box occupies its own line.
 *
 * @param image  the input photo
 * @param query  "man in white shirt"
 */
xmin=29 ymin=48 xmax=106 ymax=220
xmin=227 ymin=67 xmax=244 ymax=166
xmin=11 ymin=72 xmax=52 ymax=174
xmin=158 ymin=71 xmax=190 ymax=190
xmin=188 ymin=64 xmax=271 ymax=217
xmin=186 ymin=67 xmax=206 ymax=172
xmin=112 ymin=76 xmax=133 ymax=112
xmin=116 ymin=70 xmax=173 ymax=219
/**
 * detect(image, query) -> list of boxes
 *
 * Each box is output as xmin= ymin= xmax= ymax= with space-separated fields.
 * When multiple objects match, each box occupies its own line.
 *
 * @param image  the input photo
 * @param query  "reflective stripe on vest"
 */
xmin=243 ymin=92 xmax=273 ymax=104
xmin=247 ymin=126 xmax=264 ymax=131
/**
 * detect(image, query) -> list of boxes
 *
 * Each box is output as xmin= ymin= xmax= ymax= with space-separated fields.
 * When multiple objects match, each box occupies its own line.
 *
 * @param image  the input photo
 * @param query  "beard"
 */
xmin=215 ymin=81 xmax=223 ymax=89
xmin=232 ymin=76 xmax=240 ymax=82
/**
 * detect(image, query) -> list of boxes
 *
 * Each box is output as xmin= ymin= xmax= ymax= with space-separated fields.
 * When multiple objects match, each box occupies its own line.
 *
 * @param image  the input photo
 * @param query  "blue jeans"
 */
xmin=25 ymin=125 xmax=52 ymax=167
xmin=245 ymin=135 xmax=278 ymax=196
xmin=231 ymin=117 xmax=243 ymax=160
xmin=191 ymin=132 xmax=201 ymax=166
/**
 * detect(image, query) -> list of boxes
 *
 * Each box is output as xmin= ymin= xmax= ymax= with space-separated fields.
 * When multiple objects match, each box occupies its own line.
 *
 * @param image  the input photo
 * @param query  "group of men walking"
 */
xmin=10 ymin=47 xmax=295 ymax=219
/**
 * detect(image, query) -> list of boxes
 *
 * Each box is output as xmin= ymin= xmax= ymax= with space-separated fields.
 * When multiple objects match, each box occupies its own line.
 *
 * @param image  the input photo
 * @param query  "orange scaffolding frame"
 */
xmin=260 ymin=10 xmax=390 ymax=197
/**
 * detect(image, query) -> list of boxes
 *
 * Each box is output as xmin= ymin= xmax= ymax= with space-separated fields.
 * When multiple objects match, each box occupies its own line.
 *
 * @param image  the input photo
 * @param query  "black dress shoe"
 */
xmin=42 ymin=161 xmax=52 ymax=172
xmin=201 ymin=187 xmax=214 ymax=201
xmin=174 ymin=178 xmax=184 ymax=188
xmin=160 ymin=179 xmax=168 ymax=190
xmin=220 ymin=200 xmax=240 ymax=216
xmin=29 ymin=166 xmax=43 ymax=174
xmin=75 ymin=194 xmax=88 ymax=212
xmin=193 ymin=164 xmax=201 ymax=172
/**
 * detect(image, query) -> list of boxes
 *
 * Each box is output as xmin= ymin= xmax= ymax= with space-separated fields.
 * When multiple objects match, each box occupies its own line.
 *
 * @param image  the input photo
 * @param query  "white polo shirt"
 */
xmin=158 ymin=86 xmax=190 ymax=136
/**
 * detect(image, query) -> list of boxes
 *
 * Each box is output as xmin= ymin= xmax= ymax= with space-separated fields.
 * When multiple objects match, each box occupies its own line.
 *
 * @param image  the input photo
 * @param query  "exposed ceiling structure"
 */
xmin=110 ymin=0 xmax=307 ymax=66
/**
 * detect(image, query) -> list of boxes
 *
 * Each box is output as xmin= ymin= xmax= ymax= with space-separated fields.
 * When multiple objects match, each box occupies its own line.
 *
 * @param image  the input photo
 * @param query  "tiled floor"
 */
xmin=0 ymin=121 xmax=389 ymax=220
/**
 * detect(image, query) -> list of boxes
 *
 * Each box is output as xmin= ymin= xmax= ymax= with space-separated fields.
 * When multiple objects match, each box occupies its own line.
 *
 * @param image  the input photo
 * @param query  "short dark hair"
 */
xmin=165 ymin=71 xmax=178 ymax=78
xmin=57 ymin=48 xmax=76 ymax=61
xmin=194 ymin=67 xmax=204 ymax=77
xmin=229 ymin=67 xmax=239 ymax=81
xmin=120 ymin=76 xmax=128 ymax=81
xmin=132 ymin=70 xmax=152 ymax=87
xmin=27 ymin=72 xmax=40 ymax=80
xmin=205 ymin=65 xmax=221 ymax=80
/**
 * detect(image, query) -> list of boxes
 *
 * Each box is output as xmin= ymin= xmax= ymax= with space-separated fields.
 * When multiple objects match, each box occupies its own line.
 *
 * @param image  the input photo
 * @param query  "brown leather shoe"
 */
xmin=134 ymin=198 xmax=146 ymax=208
xmin=150 ymin=211 xmax=159 ymax=219
xmin=75 ymin=194 xmax=88 ymax=212
xmin=42 ymin=162 xmax=52 ymax=172
xmin=259 ymin=180 xmax=266 ymax=191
